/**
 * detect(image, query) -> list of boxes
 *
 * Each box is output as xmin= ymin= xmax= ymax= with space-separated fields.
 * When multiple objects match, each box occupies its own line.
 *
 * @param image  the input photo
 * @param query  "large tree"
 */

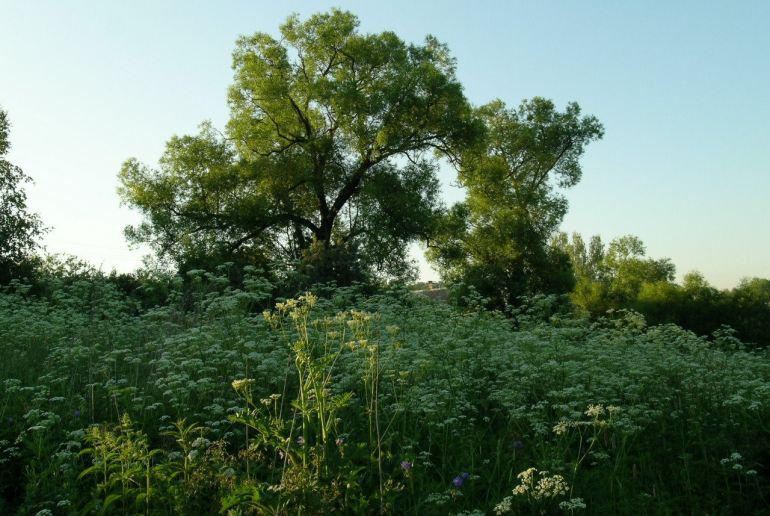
xmin=428 ymin=98 xmax=603 ymax=308
xmin=0 ymin=108 xmax=46 ymax=284
xmin=119 ymin=10 xmax=479 ymax=283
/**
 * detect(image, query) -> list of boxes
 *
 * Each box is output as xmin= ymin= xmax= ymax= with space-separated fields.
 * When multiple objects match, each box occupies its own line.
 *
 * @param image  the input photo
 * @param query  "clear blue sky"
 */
xmin=2 ymin=1 xmax=769 ymax=288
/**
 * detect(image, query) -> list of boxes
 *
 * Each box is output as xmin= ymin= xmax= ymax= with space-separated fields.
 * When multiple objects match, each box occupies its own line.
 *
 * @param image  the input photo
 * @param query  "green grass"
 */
xmin=2 ymin=272 xmax=769 ymax=514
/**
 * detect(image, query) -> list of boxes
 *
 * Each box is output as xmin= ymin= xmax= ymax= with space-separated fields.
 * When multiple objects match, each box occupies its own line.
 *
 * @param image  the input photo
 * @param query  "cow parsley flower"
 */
xmin=231 ymin=378 xmax=255 ymax=393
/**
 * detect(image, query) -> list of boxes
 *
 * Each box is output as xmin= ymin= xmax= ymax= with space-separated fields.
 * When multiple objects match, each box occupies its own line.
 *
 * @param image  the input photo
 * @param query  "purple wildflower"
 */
xmin=452 ymin=476 xmax=464 ymax=488
xmin=400 ymin=460 xmax=413 ymax=471
xmin=460 ymin=471 xmax=470 ymax=480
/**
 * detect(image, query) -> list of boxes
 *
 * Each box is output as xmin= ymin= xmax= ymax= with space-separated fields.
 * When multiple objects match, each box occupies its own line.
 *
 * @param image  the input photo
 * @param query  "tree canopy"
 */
xmin=119 ymin=9 xmax=480 ymax=284
xmin=428 ymin=98 xmax=604 ymax=307
xmin=555 ymin=233 xmax=675 ymax=313
xmin=0 ymin=108 xmax=45 ymax=284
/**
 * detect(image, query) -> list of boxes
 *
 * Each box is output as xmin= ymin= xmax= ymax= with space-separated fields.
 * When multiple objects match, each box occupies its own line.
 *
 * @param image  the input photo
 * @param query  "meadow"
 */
xmin=2 ymin=269 xmax=770 ymax=515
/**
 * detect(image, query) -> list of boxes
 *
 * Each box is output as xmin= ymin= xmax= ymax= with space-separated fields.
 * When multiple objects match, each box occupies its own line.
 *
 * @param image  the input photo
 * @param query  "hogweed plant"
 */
xmin=552 ymin=404 xmax=618 ymax=500
xmin=226 ymin=294 xmax=393 ymax=513
xmin=78 ymin=414 xmax=168 ymax=514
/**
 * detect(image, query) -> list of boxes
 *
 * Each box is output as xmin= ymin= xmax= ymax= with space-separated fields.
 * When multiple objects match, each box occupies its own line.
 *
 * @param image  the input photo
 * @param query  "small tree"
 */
xmin=0 ymin=108 xmax=46 ymax=284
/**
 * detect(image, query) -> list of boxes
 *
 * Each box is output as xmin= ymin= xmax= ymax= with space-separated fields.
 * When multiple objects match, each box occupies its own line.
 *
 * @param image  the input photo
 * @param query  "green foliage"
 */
xmin=429 ymin=98 xmax=603 ymax=309
xmin=558 ymin=233 xmax=770 ymax=347
xmin=557 ymin=233 xmax=679 ymax=315
xmin=224 ymin=295 xmax=400 ymax=513
xmin=5 ymin=8 xmax=769 ymax=514
xmin=119 ymin=10 xmax=480 ymax=285
xmin=603 ymin=235 xmax=676 ymax=305
xmin=78 ymin=414 xmax=169 ymax=514
xmin=728 ymin=278 xmax=770 ymax=345
xmin=0 ymin=108 xmax=46 ymax=285
xmin=3 ymin=272 xmax=770 ymax=514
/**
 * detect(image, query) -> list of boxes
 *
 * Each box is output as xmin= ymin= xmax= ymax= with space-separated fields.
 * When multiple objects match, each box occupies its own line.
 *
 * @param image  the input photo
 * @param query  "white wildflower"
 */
xmin=559 ymin=497 xmax=587 ymax=510
xmin=585 ymin=404 xmax=605 ymax=418
xmin=231 ymin=378 xmax=255 ymax=393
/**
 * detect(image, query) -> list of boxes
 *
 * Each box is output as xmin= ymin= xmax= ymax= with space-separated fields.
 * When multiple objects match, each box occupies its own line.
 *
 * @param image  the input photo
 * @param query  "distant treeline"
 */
xmin=554 ymin=233 xmax=770 ymax=347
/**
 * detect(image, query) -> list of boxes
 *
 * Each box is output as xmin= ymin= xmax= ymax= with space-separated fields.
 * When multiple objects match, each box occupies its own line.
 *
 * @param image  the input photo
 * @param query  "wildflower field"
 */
xmin=2 ymin=271 xmax=770 ymax=515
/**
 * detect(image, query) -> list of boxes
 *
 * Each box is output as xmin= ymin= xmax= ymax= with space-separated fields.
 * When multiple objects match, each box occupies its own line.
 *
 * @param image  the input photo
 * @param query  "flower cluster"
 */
xmin=231 ymin=378 xmax=256 ymax=393
xmin=512 ymin=467 xmax=569 ymax=501
xmin=720 ymin=451 xmax=757 ymax=475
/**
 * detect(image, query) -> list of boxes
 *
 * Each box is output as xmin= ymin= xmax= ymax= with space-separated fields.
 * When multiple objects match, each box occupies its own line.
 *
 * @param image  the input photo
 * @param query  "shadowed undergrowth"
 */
xmin=2 ymin=271 xmax=769 ymax=514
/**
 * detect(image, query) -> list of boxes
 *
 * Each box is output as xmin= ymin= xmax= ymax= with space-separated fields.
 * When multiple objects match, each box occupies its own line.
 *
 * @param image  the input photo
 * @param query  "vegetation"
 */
xmin=428 ymin=98 xmax=603 ymax=309
xmin=2 ymin=274 xmax=770 ymax=514
xmin=555 ymin=232 xmax=770 ymax=347
xmin=0 ymin=108 xmax=45 ymax=285
xmin=118 ymin=10 xmax=479 ymax=285
xmin=2 ymin=8 xmax=770 ymax=515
